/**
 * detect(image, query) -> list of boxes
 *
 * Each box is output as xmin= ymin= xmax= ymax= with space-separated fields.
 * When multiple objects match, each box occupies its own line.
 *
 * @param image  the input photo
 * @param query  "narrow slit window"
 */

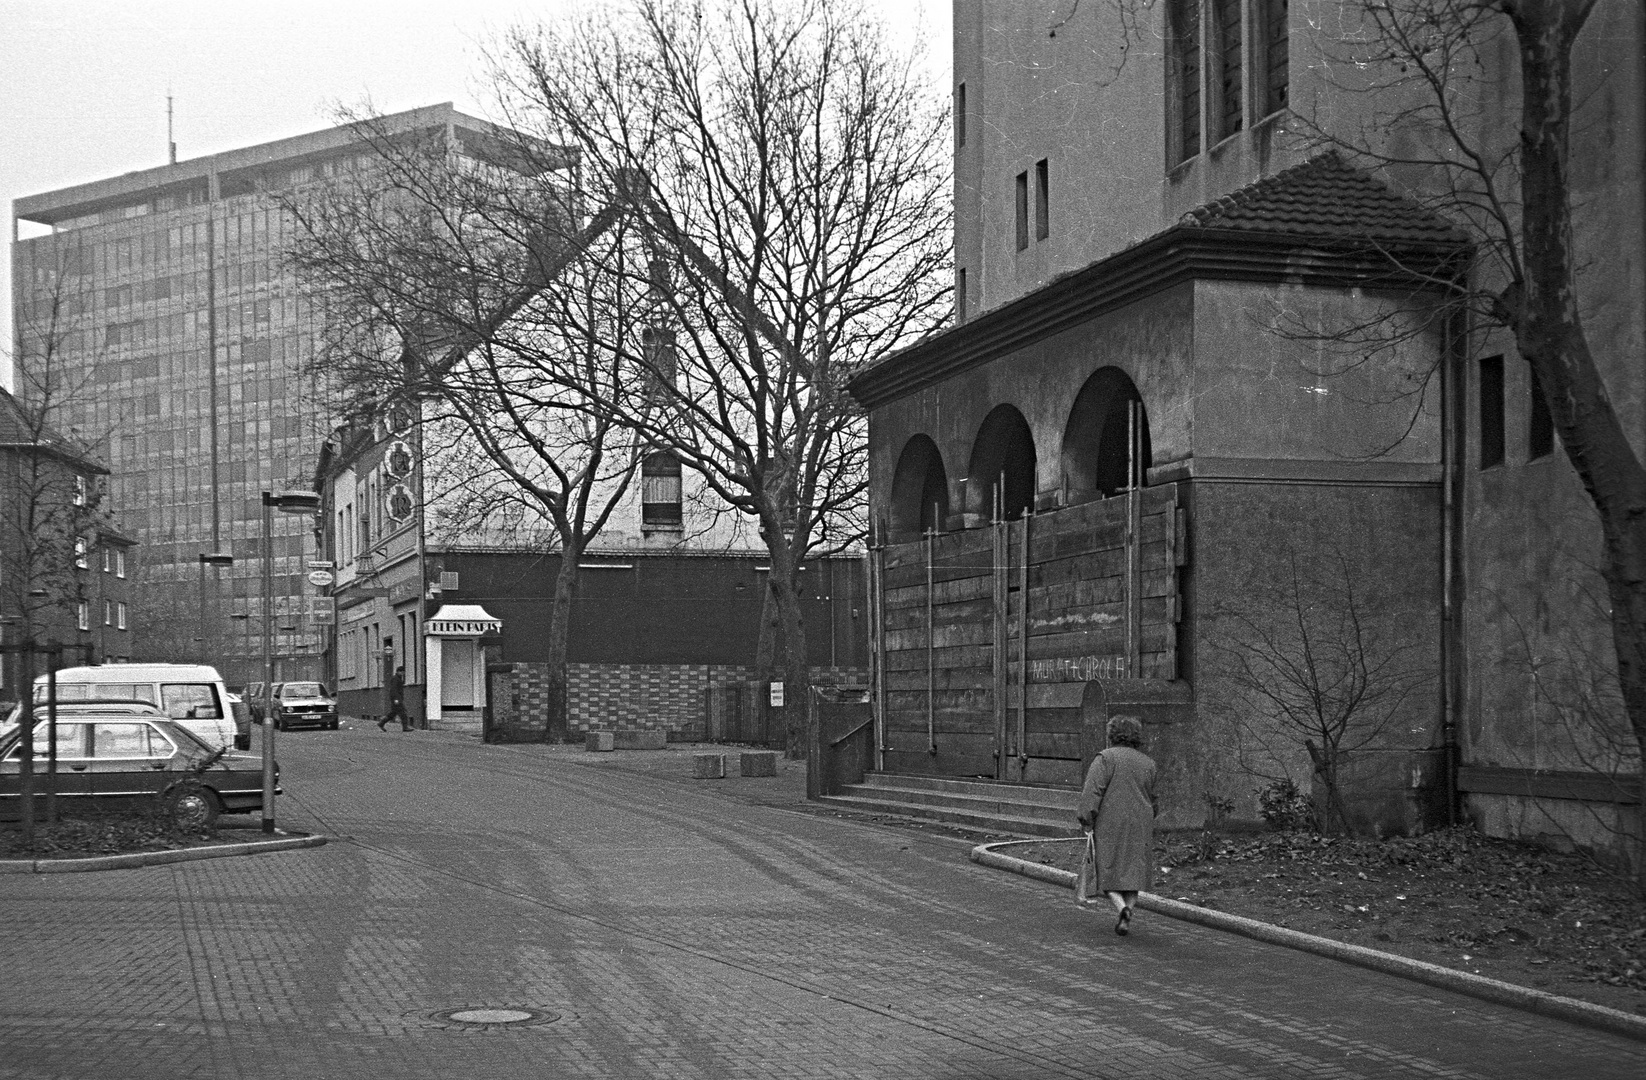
xmin=1216 ymin=0 xmax=1244 ymax=140
xmin=1014 ymin=171 xmax=1029 ymax=251
xmin=1170 ymin=0 xmax=1202 ymax=163
xmin=956 ymin=267 xmax=968 ymax=323
xmin=956 ymin=82 xmax=966 ymax=148
xmin=1528 ymin=366 xmax=1554 ymax=460
xmin=1034 ymin=159 xmax=1050 ymax=241
xmin=1262 ymin=0 xmax=1289 ymax=116
xmin=1479 ymin=355 xmax=1505 ymax=469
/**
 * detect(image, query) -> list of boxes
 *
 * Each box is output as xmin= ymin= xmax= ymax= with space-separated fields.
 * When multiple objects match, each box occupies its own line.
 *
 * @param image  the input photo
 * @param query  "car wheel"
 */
xmin=163 ymin=783 xmax=221 ymax=831
xmin=275 ymin=715 xmax=287 ymax=732
xmin=328 ymin=719 xmax=339 ymax=730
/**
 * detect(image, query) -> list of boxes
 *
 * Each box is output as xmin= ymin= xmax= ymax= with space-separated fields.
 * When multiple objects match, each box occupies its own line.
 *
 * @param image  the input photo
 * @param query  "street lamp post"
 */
xmin=260 ymin=490 xmax=321 ymax=835
xmin=197 ymin=552 xmax=234 ymax=665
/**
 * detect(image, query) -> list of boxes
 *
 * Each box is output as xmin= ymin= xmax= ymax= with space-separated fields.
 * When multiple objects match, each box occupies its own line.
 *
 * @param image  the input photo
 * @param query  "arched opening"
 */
xmin=888 ymin=434 xmax=949 ymax=542
xmin=1060 ymin=367 xmax=1152 ymax=502
xmin=966 ymin=405 xmax=1037 ymax=522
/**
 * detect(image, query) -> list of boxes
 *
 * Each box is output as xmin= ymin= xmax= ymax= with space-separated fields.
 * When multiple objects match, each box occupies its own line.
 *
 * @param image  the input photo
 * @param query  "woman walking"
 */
xmin=1077 ymin=714 xmax=1158 ymax=936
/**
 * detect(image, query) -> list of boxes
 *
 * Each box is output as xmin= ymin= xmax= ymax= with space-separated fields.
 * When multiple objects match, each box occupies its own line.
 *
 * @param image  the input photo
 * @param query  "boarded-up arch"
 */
xmin=966 ymin=404 xmax=1037 ymax=521
xmin=1061 ymin=367 xmax=1151 ymax=501
xmin=888 ymin=434 xmax=950 ymax=542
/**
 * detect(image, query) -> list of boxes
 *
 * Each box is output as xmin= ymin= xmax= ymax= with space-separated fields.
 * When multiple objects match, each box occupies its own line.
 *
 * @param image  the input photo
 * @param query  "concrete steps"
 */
xmin=818 ymin=773 xmax=1083 ymax=838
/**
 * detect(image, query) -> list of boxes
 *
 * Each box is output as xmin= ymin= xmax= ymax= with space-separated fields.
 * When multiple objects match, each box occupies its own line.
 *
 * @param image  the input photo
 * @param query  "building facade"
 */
xmin=0 ymin=386 xmax=135 ymax=702
xmin=848 ymin=2 xmax=1644 ymax=855
xmin=9 ymin=104 xmax=496 ymax=688
xmin=315 ymin=412 xmax=869 ymax=739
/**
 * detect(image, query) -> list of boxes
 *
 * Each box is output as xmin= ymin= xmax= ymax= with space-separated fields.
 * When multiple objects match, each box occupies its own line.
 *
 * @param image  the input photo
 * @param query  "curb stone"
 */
xmin=971 ymin=838 xmax=1646 ymax=1044
xmin=0 ymin=833 xmax=326 ymax=874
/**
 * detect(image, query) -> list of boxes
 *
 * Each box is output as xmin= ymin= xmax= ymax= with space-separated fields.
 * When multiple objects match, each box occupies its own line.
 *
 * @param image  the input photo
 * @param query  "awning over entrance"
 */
xmin=425 ymin=604 xmax=502 ymax=637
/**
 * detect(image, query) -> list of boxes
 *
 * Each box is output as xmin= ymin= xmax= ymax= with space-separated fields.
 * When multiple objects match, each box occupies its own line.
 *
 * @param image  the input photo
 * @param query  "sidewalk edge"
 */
xmin=971 ymin=839 xmax=1646 ymax=1044
xmin=0 ymin=834 xmax=327 ymax=874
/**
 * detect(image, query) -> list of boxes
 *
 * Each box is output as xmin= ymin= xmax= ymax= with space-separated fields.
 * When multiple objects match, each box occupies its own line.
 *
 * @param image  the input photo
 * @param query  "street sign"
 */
xmin=307 ymin=569 xmax=335 ymax=588
xmin=308 ymin=560 xmax=335 ymax=570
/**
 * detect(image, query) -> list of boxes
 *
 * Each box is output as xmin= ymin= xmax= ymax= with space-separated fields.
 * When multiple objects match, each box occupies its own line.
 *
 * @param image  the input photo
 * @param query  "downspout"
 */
xmin=1441 ymin=303 xmax=1467 ymax=828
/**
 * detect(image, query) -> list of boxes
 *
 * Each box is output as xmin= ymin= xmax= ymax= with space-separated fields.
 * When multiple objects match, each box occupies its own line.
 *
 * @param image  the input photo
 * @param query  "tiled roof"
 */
xmin=1181 ymin=152 xmax=1469 ymax=247
xmin=0 ymin=386 xmax=106 ymax=471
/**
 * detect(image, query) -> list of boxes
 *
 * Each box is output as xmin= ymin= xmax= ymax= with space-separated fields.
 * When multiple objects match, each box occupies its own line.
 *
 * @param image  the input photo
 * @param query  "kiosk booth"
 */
xmin=424 ymin=604 xmax=502 ymax=732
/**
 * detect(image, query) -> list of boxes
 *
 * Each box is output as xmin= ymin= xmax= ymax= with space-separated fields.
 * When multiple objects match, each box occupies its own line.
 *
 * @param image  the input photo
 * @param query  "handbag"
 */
xmin=1074 ymin=831 xmax=1099 ymax=905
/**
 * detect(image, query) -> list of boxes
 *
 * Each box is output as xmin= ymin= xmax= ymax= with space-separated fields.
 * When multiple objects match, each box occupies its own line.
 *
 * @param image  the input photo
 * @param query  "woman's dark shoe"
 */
xmin=1115 ymin=908 xmax=1131 ymax=936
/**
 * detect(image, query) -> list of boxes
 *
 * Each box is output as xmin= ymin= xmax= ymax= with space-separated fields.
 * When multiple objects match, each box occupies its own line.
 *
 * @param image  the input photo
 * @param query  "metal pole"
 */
xmin=925 ymin=525 xmax=936 ymax=756
xmin=198 ymin=556 xmax=207 ymax=663
xmin=45 ymin=642 xmax=58 ymax=825
xmin=1017 ymin=512 xmax=1029 ymax=777
xmin=261 ymin=494 xmax=276 ymax=834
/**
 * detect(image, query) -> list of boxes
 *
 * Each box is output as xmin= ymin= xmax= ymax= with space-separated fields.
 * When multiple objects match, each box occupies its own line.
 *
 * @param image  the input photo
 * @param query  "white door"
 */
xmin=440 ymin=640 xmax=474 ymax=708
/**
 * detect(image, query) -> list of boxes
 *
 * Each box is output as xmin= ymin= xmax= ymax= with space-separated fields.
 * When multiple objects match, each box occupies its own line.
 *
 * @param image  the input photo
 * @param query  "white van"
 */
xmin=31 ymin=664 xmax=237 ymax=750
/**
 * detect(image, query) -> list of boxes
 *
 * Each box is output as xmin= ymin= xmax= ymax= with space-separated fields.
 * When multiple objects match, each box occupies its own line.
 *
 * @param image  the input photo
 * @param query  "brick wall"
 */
xmin=487 ymin=662 xmax=868 ymax=742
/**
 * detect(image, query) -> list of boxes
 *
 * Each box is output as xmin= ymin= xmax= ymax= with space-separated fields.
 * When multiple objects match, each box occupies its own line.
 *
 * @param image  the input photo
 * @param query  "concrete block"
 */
xmin=613 ymin=729 xmax=667 ymax=750
xmin=585 ymin=730 xmax=615 ymax=752
xmin=692 ymin=753 xmax=726 ymax=779
xmin=740 ymin=750 xmax=779 ymax=777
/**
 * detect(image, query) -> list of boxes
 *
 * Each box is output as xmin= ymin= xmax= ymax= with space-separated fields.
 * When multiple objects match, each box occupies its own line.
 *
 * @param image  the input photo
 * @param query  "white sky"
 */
xmin=1 ymin=0 xmax=951 ymax=390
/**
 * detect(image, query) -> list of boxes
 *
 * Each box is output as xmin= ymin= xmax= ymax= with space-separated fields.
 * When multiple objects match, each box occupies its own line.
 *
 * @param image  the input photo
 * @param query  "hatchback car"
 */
xmin=0 ymin=702 xmax=278 ymax=829
xmin=269 ymin=682 xmax=339 ymax=731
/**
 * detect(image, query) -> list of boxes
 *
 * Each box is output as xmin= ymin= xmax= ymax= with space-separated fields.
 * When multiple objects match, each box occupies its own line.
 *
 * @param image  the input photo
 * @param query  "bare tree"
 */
xmin=482 ymin=0 xmax=952 ymax=752
xmin=1207 ymin=547 xmax=1436 ymax=836
xmin=2 ymin=260 xmax=115 ymax=841
xmin=287 ymin=120 xmax=641 ymax=741
xmin=1270 ymin=0 xmax=1646 ymax=875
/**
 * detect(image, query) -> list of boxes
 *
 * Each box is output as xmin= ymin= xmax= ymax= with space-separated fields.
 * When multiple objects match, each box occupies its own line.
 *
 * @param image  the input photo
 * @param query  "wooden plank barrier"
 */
xmin=874 ymin=482 xmax=1185 ymax=786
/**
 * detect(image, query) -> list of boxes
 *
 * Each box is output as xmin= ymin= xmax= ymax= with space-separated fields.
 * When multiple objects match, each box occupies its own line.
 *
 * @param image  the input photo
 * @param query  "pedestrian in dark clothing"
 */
xmin=379 ymin=666 xmax=412 ymax=731
xmin=1076 ymin=714 xmax=1158 ymax=936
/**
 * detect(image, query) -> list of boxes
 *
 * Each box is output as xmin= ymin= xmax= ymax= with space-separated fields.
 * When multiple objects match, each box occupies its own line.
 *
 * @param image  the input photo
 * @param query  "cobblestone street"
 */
xmin=2 ymin=725 xmax=1643 ymax=1079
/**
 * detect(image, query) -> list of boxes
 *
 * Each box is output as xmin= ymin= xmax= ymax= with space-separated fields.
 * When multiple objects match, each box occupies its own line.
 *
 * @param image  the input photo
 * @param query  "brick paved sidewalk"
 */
xmin=2 ymin=722 xmax=1639 ymax=1079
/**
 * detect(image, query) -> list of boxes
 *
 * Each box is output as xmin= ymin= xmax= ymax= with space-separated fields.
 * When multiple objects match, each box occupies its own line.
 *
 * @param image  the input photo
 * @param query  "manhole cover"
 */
xmin=431 ymin=1006 xmax=560 ymax=1029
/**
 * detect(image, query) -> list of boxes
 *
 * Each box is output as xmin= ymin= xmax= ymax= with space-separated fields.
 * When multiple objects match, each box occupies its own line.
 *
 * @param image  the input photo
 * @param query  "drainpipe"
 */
xmin=1440 ymin=305 xmax=1466 ymax=828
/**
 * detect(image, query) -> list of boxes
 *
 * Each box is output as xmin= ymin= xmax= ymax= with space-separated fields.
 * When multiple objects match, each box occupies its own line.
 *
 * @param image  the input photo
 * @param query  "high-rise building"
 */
xmin=9 ymin=104 xmax=485 ymax=685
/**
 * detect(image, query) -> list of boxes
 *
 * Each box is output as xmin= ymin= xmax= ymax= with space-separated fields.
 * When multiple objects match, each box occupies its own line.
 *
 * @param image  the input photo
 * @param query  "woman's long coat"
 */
xmin=1076 ymin=746 xmax=1158 ymax=892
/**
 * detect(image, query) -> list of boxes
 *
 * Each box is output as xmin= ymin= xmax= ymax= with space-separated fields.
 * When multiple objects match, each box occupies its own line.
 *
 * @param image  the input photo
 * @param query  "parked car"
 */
xmin=34 ymin=664 xmax=237 ymax=749
xmin=269 ymin=682 xmax=339 ymax=731
xmin=242 ymin=682 xmax=267 ymax=724
xmin=0 ymin=701 xmax=278 ymax=829
xmin=225 ymin=693 xmax=252 ymax=750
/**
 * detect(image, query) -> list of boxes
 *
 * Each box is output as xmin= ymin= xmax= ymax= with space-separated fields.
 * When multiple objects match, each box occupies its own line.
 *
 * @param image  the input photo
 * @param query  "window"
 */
xmin=115 ymin=549 xmax=125 ymax=578
xmin=1035 ymin=159 xmax=1050 ymax=240
xmin=1170 ymin=0 xmax=1288 ymax=165
xmin=103 ymin=601 xmax=112 ymax=626
xmin=1214 ymin=0 xmax=1244 ymax=141
xmin=956 ymin=267 xmax=968 ymax=323
xmin=77 ymin=602 xmax=90 ymax=631
xmin=74 ymin=537 xmax=88 ymax=569
xmin=91 ymin=723 xmax=172 ymax=759
xmin=641 ymin=452 xmax=684 ymax=528
xmin=116 ymin=602 xmax=127 ymax=630
xmin=73 ymin=474 xmax=87 ymax=506
xmin=160 ymin=684 xmax=222 ymax=720
xmin=102 ymin=547 xmax=111 ymax=573
xmin=1170 ymin=0 xmax=1202 ymax=164
xmin=1014 ymin=171 xmax=1029 ymax=251
xmin=1261 ymin=0 xmax=1289 ymax=116
xmin=1528 ymin=367 xmax=1554 ymax=460
xmin=1479 ymin=355 xmax=1505 ymax=469
xmin=956 ymin=82 xmax=967 ymax=148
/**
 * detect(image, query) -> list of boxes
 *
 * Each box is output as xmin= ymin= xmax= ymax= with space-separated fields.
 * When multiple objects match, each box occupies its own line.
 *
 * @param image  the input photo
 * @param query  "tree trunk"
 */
xmin=1510 ymin=0 xmax=1646 ymax=886
xmin=17 ymin=640 xmax=35 ymax=847
xmin=764 ymin=538 xmax=811 ymax=758
xmin=544 ymin=541 xmax=582 ymax=742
